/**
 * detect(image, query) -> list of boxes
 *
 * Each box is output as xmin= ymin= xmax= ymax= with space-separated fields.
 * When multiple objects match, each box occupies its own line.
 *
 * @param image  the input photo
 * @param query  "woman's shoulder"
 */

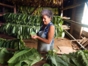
xmin=50 ymin=22 xmax=54 ymax=27
xmin=50 ymin=22 xmax=54 ymax=25
xmin=49 ymin=24 xmax=55 ymax=30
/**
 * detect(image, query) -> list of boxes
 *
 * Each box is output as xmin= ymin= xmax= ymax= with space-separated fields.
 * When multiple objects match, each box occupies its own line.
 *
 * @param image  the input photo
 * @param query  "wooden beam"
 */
xmin=70 ymin=0 xmax=76 ymax=34
xmin=62 ymin=25 xmax=70 ymax=30
xmin=0 ymin=2 xmax=14 ymax=8
xmin=63 ymin=19 xmax=88 ymax=28
xmin=14 ymin=5 xmax=16 ymax=13
xmin=82 ymin=31 xmax=88 ymax=38
xmin=62 ymin=2 xmax=85 ymax=10
xmin=64 ymin=30 xmax=86 ymax=50
xmin=61 ymin=16 xmax=70 ymax=19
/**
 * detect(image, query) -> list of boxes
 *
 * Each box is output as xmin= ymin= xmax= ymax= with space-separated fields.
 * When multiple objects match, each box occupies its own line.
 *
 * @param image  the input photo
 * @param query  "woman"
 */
xmin=31 ymin=9 xmax=55 ymax=52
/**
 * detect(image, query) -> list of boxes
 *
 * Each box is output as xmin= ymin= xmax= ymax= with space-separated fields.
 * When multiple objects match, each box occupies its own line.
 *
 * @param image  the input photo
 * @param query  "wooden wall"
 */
xmin=71 ymin=4 xmax=84 ymax=39
xmin=63 ymin=0 xmax=86 ymax=39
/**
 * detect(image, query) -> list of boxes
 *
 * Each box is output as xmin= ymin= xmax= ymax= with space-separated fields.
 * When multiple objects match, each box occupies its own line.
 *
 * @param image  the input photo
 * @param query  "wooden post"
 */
xmin=70 ymin=0 xmax=84 ymax=39
xmin=70 ymin=0 xmax=76 ymax=34
xmin=60 ymin=0 xmax=63 ymax=17
xmin=14 ymin=5 xmax=16 ymax=14
xmin=0 ymin=3 xmax=14 ymax=8
xmin=58 ymin=0 xmax=63 ymax=16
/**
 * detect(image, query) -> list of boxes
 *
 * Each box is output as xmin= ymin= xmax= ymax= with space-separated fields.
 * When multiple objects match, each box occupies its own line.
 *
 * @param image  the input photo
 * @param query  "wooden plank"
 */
xmin=0 ymin=2 xmax=14 ymax=8
xmin=63 ymin=19 xmax=88 ymax=28
xmin=64 ymin=30 xmax=86 ymax=50
xmin=62 ymin=25 xmax=70 ymax=30
xmin=14 ymin=5 xmax=16 ymax=13
xmin=83 ymin=41 xmax=88 ymax=47
xmin=61 ymin=16 xmax=70 ymax=19
xmin=57 ymin=46 xmax=74 ymax=54
xmin=71 ymin=39 xmax=81 ymax=42
xmin=82 ymin=31 xmax=88 ymax=38
xmin=80 ymin=37 xmax=88 ymax=45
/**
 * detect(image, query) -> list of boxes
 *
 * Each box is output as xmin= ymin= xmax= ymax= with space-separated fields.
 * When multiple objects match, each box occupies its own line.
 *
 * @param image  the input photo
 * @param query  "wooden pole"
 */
xmin=62 ymin=2 xmax=85 ymax=10
xmin=60 ymin=0 xmax=63 ymax=17
xmin=14 ymin=5 xmax=16 ymax=14
xmin=70 ymin=0 xmax=76 ymax=35
xmin=0 ymin=2 xmax=14 ymax=8
xmin=64 ymin=30 xmax=86 ymax=50
xmin=63 ymin=19 xmax=88 ymax=28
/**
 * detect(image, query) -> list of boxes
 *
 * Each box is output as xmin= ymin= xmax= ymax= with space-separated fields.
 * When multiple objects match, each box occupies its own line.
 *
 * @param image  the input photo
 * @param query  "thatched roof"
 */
xmin=3 ymin=0 xmax=63 ymax=7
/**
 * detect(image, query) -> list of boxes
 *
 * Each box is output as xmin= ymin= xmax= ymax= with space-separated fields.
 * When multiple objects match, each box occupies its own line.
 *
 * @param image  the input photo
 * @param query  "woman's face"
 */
xmin=42 ymin=15 xmax=51 ymax=25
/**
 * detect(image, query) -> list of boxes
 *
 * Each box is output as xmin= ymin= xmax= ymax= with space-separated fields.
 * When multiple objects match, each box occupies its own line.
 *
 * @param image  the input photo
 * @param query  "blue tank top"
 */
xmin=37 ymin=22 xmax=54 ymax=52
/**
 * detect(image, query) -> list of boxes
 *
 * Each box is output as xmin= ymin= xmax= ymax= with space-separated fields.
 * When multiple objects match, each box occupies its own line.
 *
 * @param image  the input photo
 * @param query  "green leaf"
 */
xmin=8 ymin=48 xmax=42 ymax=66
xmin=0 ymin=48 xmax=13 ymax=64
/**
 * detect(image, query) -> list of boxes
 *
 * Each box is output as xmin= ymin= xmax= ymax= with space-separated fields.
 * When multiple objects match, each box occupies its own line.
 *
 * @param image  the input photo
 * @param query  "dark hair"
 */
xmin=41 ymin=9 xmax=53 ymax=19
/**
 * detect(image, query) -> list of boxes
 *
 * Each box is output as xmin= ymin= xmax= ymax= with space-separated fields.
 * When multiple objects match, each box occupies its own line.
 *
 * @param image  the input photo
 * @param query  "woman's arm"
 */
xmin=31 ymin=25 xmax=55 ymax=44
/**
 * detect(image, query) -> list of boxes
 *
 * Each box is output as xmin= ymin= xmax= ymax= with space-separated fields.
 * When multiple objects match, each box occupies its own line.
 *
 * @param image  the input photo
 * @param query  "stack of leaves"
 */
xmin=3 ymin=13 xmax=41 ymax=26
xmin=0 ymin=48 xmax=42 ymax=66
xmin=18 ymin=6 xmax=58 ymax=15
xmin=0 ymin=38 xmax=25 ymax=50
xmin=0 ymin=23 xmax=39 ymax=39
xmin=45 ymin=50 xmax=88 ymax=66
xmin=0 ymin=48 xmax=13 ymax=64
xmin=3 ymin=13 xmax=63 ymax=26
xmin=6 ymin=0 xmax=62 ymax=7
xmin=0 ymin=13 xmax=64 ymax=39
xmin=52 ymin=16 xmax=64 ymax=37
xmin=8 ymin=48 xmax=42 ymax=66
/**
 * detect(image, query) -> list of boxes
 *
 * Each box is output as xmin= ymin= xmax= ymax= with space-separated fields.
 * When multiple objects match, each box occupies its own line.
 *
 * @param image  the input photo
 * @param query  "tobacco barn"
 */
xmin=0 ymin=0 xmax=88 ymax=66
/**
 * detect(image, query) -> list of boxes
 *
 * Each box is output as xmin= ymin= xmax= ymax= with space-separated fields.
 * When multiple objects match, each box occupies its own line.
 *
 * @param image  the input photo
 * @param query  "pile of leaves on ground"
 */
xmin=0 ymin=48 xmax=42 ymax=66
xmin=0 ymin=37 xmax=43 ymax=66
xmin=1 ymin=45 xmax=88 ymax=66
xmin=43 ymin=50 xmax=88 ymax=66
xmin=8 ymin=48 xmax=42 ymax=66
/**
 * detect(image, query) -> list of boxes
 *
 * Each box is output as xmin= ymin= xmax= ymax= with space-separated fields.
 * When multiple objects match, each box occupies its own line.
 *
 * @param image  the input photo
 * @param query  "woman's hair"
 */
xmin=41 ymin=9 xmax=53 ymax=19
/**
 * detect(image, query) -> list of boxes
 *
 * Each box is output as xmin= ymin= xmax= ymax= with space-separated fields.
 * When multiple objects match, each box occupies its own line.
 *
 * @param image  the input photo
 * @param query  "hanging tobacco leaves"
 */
xmin=0 ymin=38 xmax=25 ymax=50
xmin=0 ymin=13 xmax=64 ymax=39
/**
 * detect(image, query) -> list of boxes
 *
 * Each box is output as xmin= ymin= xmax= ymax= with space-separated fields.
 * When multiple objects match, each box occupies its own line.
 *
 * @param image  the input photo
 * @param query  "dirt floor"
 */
xmin=0 ymin=33 xmax=77 ymax=54
xmin=24 ymin=38 xmax=77 ymax=54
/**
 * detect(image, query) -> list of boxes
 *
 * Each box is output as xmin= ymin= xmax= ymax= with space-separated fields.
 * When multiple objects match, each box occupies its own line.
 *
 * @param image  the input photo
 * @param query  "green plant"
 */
xmin=0 ymin=48 xmax=13 ymax=64
xmin=0 ymin=38 xmax=25 ymax=50
xmin=0 ymin=23 xmax=39 ymax=39
xmin=1 ymin=13 xmax=64 ymax=39
xmin=46 ymin=50 xmax=88 ymax=66
xmin=8 ymin=48 xmax=42 ymax=66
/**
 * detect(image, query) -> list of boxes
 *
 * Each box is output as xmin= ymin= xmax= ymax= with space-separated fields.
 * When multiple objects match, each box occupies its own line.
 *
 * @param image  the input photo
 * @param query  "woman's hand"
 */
xmin=31 ymin=35 xmax=38 ymax=39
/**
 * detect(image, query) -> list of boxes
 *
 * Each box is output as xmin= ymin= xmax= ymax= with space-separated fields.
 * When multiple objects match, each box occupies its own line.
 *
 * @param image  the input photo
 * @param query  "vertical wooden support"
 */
xmin=70 ymin=0 xmax=76 ymax=34
xmin=60 ymin=0 xmax=63 ymax=17
xmin=70 ymin=0 xmax=84 ymax=39
xmin=80 ymin=28 xmax=83 ymax=38
xmin=14 ymin=5 xmax=16 ymax=14
xmin=79 ymin=4 xmax=85 ymax=38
